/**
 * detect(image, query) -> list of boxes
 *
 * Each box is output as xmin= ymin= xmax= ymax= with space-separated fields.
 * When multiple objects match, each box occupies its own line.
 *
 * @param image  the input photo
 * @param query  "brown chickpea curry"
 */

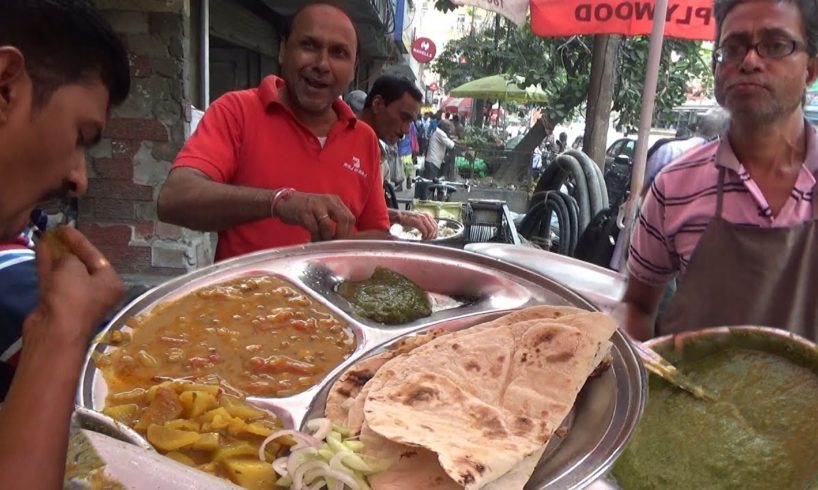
xmin=98 ymin=275 xmax=356 ymax=398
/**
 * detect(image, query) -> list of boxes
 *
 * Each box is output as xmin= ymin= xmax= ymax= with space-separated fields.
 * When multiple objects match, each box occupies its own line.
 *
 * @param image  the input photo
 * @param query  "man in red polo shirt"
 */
xmin=158 ymin=1 xmax=390 ymax=261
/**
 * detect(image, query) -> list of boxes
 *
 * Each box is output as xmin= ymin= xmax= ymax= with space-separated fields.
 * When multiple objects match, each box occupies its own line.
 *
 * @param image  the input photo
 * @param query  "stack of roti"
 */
xmin=324 ymin=306 xmax=618 ymax=489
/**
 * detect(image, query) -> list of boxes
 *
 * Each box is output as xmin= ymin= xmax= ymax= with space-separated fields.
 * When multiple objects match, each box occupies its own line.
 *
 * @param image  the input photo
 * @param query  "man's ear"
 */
xmin=806 ymin=56 xmax=818 ymax=88
xmin=278 ymin=39 xmax=286 ymax=66
xmin=0 ymin=47 xmax=25 ymax=125
xmin=372 ymin=94 xmax=385 ymax=114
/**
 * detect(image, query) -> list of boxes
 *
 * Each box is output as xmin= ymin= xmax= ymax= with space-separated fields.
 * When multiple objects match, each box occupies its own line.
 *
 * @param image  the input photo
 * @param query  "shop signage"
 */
xmin=411 ymin=37 xmax=437 ymax=63
xmin=530 ymin=0 xmax=715 ymax=40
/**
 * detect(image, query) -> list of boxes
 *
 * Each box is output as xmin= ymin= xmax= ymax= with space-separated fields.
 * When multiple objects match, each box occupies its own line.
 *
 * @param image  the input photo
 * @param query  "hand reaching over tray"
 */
xmin=389 ymin=210 xmax=438 ymax=240
xmin=273 ymin=190 xmax=356 ymax=242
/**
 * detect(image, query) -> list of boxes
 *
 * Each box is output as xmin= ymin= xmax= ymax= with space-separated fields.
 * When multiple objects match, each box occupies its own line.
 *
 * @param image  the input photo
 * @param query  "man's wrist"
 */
xmin=270 ymin=187 xmax=296 ymax=218
xmin=19 ymin=330 xmax=87 ymax=373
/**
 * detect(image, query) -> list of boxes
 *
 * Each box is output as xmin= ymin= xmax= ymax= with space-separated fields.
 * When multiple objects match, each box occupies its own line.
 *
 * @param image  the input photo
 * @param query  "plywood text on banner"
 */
xmin=530 ymin=0 xmax=716 ymax=40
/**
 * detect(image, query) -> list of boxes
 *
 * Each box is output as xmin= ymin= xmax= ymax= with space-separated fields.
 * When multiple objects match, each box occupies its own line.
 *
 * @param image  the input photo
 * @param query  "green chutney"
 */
xmin=338 ymin=267 xmax=432 ymax=325
xmin=612 ymin=347 xmax=818 ymax=490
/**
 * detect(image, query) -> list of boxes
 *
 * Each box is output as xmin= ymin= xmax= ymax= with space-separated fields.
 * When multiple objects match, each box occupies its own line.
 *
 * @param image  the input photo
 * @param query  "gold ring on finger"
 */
xmin=318 ymin=214 xmax=330 ymax=221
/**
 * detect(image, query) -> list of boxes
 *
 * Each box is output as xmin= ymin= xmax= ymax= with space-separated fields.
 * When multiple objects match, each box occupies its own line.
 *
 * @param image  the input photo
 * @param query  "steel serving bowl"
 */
xmin=598 ymin=325 xmax=818 ymax=489
xmin=644 ymin=325 xmax=818 ymax=356
xmin=77 ymin=240 xmax=646 ymax=490
xmin=390 ymin=217 xmax=465 ymax=244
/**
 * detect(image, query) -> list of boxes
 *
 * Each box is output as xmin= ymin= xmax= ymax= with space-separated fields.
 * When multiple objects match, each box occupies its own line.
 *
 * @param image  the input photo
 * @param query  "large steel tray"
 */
xmin=77 ymin=241 xmax=646 ymax=490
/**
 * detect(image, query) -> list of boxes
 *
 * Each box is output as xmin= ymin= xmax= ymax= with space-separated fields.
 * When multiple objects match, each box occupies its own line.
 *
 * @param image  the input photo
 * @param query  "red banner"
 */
xmin=530 ymin=0 xmax=716 ymax=40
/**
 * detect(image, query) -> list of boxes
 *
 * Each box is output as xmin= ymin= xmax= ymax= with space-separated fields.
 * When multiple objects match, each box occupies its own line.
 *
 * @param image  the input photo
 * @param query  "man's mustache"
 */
xmin=39 ymin=181 xmax=75 ymax=203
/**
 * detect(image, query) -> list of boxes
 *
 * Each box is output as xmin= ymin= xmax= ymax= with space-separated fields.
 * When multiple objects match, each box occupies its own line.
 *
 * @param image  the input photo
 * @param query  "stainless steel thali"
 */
xmin=77 ymin=241 xmax=646 ymax=490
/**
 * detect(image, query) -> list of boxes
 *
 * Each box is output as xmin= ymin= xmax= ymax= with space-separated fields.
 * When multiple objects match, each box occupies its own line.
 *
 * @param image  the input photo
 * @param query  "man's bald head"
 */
xmin=284 ymin=1 xmax=360 ymax=61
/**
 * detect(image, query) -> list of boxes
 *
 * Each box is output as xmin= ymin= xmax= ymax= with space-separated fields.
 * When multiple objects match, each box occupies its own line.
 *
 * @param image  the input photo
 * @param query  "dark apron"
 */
xmin=660 ymin=167 xmax=818 ymax=341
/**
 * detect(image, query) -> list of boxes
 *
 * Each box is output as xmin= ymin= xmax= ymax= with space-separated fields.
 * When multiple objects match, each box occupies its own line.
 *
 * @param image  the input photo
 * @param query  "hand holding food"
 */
xmin=389 ymin=219 xmax=461 ymax=242
xmin=273 ymin=191 xmax=356 ymax=242
xmin=24 ymin=227 xmax=123 ymax=351
xmin=392 ymin=210 xmax=437 ymax=240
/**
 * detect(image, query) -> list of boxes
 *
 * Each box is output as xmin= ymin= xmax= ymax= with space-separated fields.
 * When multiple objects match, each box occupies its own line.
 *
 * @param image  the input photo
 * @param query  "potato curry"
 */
xmin=96 ymin=275 xmax=356 ymax=489
xmin=97 ymin=275 xmax=356 ymax=397
xmin=103 ymin=380 xmax=288 ymax=489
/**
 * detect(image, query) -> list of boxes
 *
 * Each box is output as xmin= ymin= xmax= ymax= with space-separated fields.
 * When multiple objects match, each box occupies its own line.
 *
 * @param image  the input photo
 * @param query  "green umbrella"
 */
xmin=449 ymin=74 xmax=549 ymax=103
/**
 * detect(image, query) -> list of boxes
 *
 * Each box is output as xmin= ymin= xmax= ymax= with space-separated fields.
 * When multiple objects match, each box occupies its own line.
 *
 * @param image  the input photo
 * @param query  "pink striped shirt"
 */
xmin=628 ymin=122 xmax=818 ymax=286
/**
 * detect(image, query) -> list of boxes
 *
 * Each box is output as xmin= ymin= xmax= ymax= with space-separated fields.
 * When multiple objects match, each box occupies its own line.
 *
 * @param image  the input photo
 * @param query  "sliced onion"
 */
xmin=324 ymin=468 xmax=361 ymax=490
xmin=306 ymin=417 xmax=333 ymax=441
xmin=271 ymin=456 xmax=289 ymax=476
xmin=293 ymin=460 xmax=331 ymax=489
xmin=288 ymin=446 xmax=319 ymax=477
xmin=329 ymin=451 xmax=351 ymax=472
xmin=303 ymin=467 xmax=326 ymax=484
xmin=261 ymin=418 xmax=375 ymax=490
xmin=259 ymin=429 xmax=321 ymax=461
xmin=330 ymin=450 xmax=373 ymax=474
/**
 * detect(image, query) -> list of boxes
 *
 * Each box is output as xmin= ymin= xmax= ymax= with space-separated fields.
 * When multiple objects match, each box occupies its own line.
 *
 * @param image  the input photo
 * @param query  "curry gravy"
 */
xmin=612 ymin=348 xmax=818 ymax=488
xmin=98 ymin=275 xmax=355 ymax=398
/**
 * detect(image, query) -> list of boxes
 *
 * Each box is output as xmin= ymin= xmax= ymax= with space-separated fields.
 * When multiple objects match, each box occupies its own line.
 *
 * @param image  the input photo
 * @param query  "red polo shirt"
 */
xmin=173 ymin=75 xmax=388 ymax=260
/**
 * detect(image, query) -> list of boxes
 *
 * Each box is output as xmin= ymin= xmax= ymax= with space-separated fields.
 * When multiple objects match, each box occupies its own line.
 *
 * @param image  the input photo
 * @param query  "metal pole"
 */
xmin=200 ymin=0 xmax=210 ymax=109
xmin=610 ymin=0 xmax=669 ymax=271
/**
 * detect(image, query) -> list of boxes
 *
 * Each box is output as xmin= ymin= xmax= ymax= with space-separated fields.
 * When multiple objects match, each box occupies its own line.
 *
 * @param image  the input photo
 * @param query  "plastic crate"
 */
xmin=412 ymin=200 xmax=464 ymax=222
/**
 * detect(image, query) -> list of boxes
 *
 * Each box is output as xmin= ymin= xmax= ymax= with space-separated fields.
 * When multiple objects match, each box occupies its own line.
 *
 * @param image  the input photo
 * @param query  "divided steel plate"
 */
xmin=77 ymin=241 xmax=646 ymax=490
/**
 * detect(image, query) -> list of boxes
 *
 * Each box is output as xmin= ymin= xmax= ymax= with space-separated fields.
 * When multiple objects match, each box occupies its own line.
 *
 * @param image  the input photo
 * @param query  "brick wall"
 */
xmin=86 ymin=0 xmax=213 ymax=281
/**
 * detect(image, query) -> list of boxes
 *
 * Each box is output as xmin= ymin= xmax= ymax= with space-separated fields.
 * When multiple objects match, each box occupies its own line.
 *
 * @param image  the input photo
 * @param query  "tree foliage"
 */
xmin=612 ymin=37 xmax=713 ymax=131
xmin=433 ymin=0 xmax=459 ymax=12
xmin=430 ymin=12 xmax=713 ymax=133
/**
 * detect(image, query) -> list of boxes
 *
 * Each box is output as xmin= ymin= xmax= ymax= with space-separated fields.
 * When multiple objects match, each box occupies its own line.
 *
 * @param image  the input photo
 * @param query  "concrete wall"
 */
xmin=87 ymin=0 xmax=213 ymax=282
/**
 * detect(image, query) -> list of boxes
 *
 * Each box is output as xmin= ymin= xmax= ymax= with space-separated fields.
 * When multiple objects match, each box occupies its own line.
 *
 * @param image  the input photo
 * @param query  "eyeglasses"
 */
xmin=713 ymin=39 xmax=806 ymax=64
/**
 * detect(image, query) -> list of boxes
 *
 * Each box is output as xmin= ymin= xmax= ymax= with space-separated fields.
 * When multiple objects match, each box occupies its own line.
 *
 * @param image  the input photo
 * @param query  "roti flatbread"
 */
xmin=323 ymin=306 xmax=617 ymax=489
xmin=364 ymin=318 xmax=613 ymax=488
xmin=359 ymin=421 xmax=547 ymax=490
xmin=325 ymin=306 xmax=588 ymax=430
xmin=360 ymin=421 xmax=462 ymax=490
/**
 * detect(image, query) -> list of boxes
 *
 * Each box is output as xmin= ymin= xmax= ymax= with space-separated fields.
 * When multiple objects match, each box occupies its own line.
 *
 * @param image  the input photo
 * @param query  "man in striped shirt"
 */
xmin=0 ymin=1 xmax=129 ymax=486
xmin=619 ymin=0 xmax=818 ymax=340
xmin=0 ymin=233 xmax=36 ymax=389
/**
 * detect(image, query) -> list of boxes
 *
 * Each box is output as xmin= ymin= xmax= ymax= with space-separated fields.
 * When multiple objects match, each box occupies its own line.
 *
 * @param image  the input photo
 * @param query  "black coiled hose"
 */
xmin=566 ymin=149 xmax=608 ymax=213
xmin=518 ymin=191 xmax=579 ymax=255
xmin=519 ymin=150 xmax=608 ymax=257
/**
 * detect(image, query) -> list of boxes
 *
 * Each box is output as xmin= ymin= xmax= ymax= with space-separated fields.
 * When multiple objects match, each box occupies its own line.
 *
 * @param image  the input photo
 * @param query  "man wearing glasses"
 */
xmin=618 ymin=0 xmax=818 ymax=341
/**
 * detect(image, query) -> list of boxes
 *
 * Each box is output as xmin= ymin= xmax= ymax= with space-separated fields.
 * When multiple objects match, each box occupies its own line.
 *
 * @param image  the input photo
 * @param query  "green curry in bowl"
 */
xmin=611 ymin=327 xmax=818 ymax=490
